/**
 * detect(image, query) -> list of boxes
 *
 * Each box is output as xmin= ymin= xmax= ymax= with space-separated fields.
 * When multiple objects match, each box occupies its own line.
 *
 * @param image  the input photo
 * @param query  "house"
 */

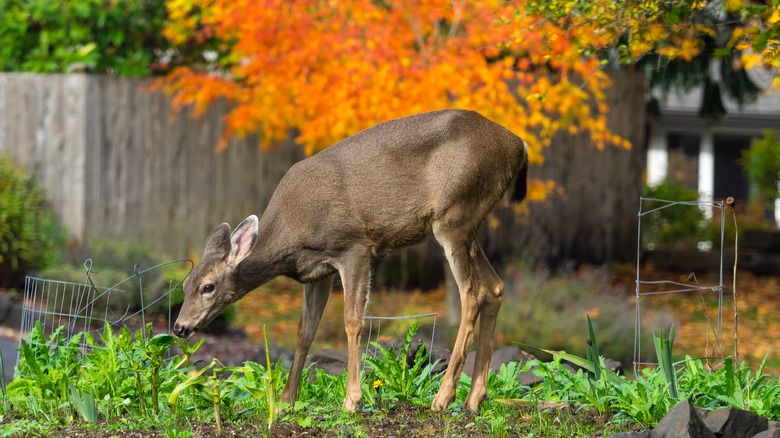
xmin=645 ymin=79 xmax=780 ymax=226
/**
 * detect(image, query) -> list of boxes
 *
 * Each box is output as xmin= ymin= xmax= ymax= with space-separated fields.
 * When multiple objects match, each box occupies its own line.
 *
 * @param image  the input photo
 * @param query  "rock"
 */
xmin=653 ymin=399 xmax=715 ymax=438
xmin=253 ymin=342 xmax=293 ymax=370
xmin=608 ymin=431 xmax=659 ymax=438
xmin=305 ymin=348 xmax=348 ymax=378
xmin=700 ymin=407 xmax=768 ymax=438
xmin=753 ymin=421 xmax=780 ymax=438
xmin=462 ymin=346 xmax=534 ymax=376
xmin=604 ymin=357 xmax=623 ymax=374
xmin=4 ymin=301 xmax=23 ymax=331
xmin=0 ymin=293 xmax=12 ymax=323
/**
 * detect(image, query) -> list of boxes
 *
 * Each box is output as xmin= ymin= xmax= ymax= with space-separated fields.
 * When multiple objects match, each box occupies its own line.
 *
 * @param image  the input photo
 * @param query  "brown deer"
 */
xmin=173 ymin=109 xmax=528 ymax=412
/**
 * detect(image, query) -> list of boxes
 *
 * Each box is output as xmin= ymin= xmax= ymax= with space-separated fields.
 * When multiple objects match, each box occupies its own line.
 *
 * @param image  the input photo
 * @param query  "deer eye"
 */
xmin=203 ymin=284 xmax=215 ymax=294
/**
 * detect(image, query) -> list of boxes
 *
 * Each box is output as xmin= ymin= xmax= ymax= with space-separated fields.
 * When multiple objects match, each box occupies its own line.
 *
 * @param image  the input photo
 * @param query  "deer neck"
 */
xmin=235 ymin=217 xmax=294 ymax=292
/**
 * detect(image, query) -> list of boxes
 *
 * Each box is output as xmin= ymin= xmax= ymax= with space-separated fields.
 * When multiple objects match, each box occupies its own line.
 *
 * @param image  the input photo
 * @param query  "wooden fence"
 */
xmin=0 ymin=73 xmax=304 ymax=257
xmin=0 ymin=72 xmax=646 ymax=284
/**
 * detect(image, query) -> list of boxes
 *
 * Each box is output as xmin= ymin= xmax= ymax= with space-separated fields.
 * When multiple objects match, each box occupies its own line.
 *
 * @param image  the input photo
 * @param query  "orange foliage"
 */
xmin=159 ymin=0 xmax=625 ymax=161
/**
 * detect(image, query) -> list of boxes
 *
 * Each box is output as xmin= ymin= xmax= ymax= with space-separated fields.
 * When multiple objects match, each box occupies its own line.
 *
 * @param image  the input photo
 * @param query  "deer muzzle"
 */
xmin=172 ymin=322 xmax=195 ymax=338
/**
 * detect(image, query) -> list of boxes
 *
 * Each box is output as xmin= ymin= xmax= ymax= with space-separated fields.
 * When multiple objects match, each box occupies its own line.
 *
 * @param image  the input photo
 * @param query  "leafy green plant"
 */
xmin=0 ymin=154 xmax=68 ymax=288
xmin=0 ymin=0 xmax=175 ymax=75
xmin=498 ymin=263 xmax=639 ymax=366
xmin=169 ymin=358 xmax=251 ymax=434
xmin=145 ymin=329 xmax=176 ymax=417
xmin=362 ymin=322 xmax=441 ymax=405
xmin=12 ymin=323 xmax=83 ymax=407
xmin=742 ymin=129 xmax=780 ymax=215
xmin=642 ymin=180 xmax=708 ymax=249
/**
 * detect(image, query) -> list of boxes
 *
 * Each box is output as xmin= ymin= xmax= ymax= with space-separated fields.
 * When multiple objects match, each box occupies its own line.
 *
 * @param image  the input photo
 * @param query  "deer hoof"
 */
xmin=431 ymin=393 xmax=454 ymax=411
xmin=342 ymin=396 xmax=361 ymax=412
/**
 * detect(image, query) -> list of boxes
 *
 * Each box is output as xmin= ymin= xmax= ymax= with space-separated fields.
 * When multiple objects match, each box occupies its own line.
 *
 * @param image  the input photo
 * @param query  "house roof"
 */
xmin=653 ymin=85 xmax=780 ymax=131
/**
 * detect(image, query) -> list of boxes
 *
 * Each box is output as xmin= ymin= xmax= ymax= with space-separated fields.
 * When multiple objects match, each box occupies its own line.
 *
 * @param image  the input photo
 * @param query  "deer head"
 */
xmin=173 ymin=215 xmax=259 ymax=338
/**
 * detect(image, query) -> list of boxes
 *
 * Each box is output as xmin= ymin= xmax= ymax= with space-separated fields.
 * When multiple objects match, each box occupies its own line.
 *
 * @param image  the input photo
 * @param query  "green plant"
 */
xmin=642 ymin=180 xmax=708 ymax=249
xmin=499 ymin=263 xmax=639 ymax=366
xmin=0 ymin=154 xmax=68 ymax=288
xmin=362 ymin=322 xmax=441 ymax=405
xmin=653 ymin=325 xmax=679 ymax=400
xmin=70 ymin=385 xmax=98 ymax=422
xmin=144 ymin=328 xmax=176 ymax=417
xmin=0 ymin=0 xmax=217 ymax=75
xmin=742 ymin=130 xmax=780 ymax=212
xmin=169 ymin=358 xmax=250 ymax=434
xmin=11 ymin=322 xmax=83 ymax=412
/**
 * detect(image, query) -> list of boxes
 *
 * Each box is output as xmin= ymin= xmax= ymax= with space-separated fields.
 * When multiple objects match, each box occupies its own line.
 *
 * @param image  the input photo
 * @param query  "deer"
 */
xmin=173 ymin=108 xmax=528 ymax=412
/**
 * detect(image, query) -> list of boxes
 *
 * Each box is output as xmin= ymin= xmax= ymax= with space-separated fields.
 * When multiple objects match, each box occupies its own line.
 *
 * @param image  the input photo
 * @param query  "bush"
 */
xmin=742 ymin=129 xmax=780 ymax=215
xmin=38 ymin=239 xmax=192 ymax=316
xmin=0 ymin=0 xmax=220 ymax=75
xmin=497 ymin=262 xmax=658 ymax=367
xmin=641 ymin=180 xmax=709 ymax=249
xmin=0 ymin=154 xmax=68 ymax=289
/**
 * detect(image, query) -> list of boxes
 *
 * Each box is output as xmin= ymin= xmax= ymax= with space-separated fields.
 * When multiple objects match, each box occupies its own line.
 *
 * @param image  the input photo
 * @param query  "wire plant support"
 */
xmin=634 ymin=197 xmax=727 ymax=377
xmin=362 ymin=312 xmax=439 ymax=396
xmin=17 ymin=258 xmax=193 ymax=368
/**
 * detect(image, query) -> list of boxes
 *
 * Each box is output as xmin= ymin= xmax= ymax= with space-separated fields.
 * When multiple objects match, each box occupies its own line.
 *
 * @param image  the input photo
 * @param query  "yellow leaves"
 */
xmin=527 ymin=178 xmax=563 ymax=202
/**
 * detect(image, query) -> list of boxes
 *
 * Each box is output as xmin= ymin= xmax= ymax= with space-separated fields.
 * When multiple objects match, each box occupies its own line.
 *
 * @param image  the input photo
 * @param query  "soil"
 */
xmin=4 ymin=403 xmax=635 ymax=437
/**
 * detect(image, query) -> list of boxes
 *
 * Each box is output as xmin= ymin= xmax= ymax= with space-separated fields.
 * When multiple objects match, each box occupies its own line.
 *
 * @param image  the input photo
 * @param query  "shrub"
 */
xmin=0 ymin=0 xmax=222 ymax=75
xmin=742 ymin=129 xmax=780 ymax=216
xmin=641 ymin=180 xmax=709 ymax=249
xmin=0 ymin=154 xmax=68 ymax=289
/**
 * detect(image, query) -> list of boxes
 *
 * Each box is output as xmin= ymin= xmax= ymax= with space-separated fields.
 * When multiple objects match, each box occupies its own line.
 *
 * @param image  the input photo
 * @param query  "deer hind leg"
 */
xmin=464 ymin=246 xmax=503 ymax=411
xmin=431 ymin=228 xmax=500 ymax=411
xmin=336 ymin=247 xmax=372 ymax=412
xmin=281 ymin=274 xmax=333 ymax=406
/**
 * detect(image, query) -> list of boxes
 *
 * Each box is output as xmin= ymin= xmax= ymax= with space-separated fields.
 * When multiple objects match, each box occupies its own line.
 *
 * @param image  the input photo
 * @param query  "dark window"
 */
xmin=713 ymin=135 xmax=751 ymax=202
xmin=666 ymin=133 xmax=700 ymax=190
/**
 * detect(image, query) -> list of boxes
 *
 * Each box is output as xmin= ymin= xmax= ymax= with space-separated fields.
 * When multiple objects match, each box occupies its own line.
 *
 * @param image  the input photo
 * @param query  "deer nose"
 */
xmin=173 ymin=323 xmax=189 ymax=338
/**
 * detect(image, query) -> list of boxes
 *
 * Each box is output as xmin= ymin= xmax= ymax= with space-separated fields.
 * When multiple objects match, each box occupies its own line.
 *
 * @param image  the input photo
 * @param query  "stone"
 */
xmin=462 ymin=346 xmax=534 ymax=376
xmin=304 ymin=348 xmax=348 ymax=378
xmin=253 ymin=342 xmax=293 ymax=370
xmin=653 ymin=399 xmax=715 ymax=438
xmin=700 ymin=406 xmax=768 ymax=438
xmin=753 ymin=421 xmax=780 ymax=438
xmin=608 ymin=431 xmax=659 ymax=438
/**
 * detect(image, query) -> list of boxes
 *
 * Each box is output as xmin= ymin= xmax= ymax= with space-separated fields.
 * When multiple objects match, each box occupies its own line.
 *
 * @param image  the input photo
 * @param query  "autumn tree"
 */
xmin=160 ymin=0 xmax=635 ymax=202
xmin=514 ymin=0 xmax=780 ymax=117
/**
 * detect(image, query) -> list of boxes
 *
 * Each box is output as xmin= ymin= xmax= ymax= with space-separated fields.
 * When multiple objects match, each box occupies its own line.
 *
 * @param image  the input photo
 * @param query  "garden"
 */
xmin=2 ymin=0 xmax=780 ymax=436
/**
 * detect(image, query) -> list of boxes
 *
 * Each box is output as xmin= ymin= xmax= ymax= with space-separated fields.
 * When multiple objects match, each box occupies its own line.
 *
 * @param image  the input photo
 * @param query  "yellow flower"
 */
xmin=372 ymin=380 xmax=383 ymax=389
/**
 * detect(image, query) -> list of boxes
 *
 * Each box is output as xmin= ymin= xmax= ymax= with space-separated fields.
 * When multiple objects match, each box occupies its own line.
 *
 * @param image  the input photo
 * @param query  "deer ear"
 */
xmin=203 ymin=223 xmax=232 ymax=259
xmin=228 ymin=215 xmax=259 ymax=267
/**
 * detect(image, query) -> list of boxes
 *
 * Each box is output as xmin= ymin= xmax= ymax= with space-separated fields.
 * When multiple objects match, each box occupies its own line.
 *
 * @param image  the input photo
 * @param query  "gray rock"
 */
xmin=5 ymin=301 xmax=23 ymax=331
xmin=608 ymin=431 xmax=659 ymax=438
xmin=253 ymin=342 xmax=293 ymax=370
xmin=653 ymin=399 xmax=715 ymax=438
xmin=700 ymin=406 xmax=768 ymax=438
xmin=753 ymin=421 xmax=780 ymax=438
xmin=305 ymin=348 xmax=348 ymax=378
xmin=462 ymin=346 xmax=534 ymax=376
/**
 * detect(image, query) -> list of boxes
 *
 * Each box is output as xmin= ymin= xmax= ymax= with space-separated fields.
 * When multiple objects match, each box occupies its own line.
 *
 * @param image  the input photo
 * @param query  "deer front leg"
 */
xmin=431 ymin=236 xmax=482 ymax=411
xmin=336 ymin=248 xmax=372 ymax=411
xmin=281 ymin=275 xmax=333 ymax=407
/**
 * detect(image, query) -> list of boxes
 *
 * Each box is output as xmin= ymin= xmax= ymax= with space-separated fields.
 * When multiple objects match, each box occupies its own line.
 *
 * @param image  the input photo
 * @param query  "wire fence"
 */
xmin=633 ymin=197 xmax=726 ymax=376
xmin=18 ymin=259 xmax=193 ymax=366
